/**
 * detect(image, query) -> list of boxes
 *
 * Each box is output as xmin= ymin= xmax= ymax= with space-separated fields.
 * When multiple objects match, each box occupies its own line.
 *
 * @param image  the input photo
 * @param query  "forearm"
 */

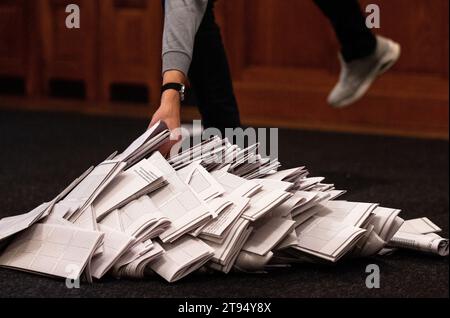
xmin=162 ymin=0 xmax=208 ymax=76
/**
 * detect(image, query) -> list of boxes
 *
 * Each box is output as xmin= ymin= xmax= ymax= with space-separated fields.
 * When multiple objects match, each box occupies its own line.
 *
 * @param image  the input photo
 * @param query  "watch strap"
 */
xmin=161 ymin=83 xmax=185 ymax=101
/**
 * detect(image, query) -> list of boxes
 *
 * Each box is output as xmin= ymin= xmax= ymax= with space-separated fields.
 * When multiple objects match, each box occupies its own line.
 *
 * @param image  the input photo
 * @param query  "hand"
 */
xmin=149 ymin=89 xmax=182 ymax=157
xmin=149 ymin=70 xmax=186 ymax=157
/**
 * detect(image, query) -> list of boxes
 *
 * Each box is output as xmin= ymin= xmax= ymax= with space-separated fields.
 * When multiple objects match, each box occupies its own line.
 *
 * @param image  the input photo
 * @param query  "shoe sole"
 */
xmin=333 ymin=40 xmax=401 ymax=108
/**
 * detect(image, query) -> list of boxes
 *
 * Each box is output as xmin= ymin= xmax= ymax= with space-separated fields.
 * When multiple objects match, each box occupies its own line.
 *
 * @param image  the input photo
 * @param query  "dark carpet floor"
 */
xmin=0 ymin=110 xmax=448 ymax=298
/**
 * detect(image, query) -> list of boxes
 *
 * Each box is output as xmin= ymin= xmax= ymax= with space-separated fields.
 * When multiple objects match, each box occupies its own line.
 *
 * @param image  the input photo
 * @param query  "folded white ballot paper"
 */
xmin=113 ymin=242 xmax=165 ymax=279
xmin=242 ymin=187 xmax=292 ymax=222
xmin=209 ymin=227 xmax=253 ymax=274
xmin=100 ymin=195 xmax=171 ymax=242
xmin=90 ymin=224 xmax=135 ymax=279
xmin=71 ymin=205 xmax=99 ymax=231
xmin=388 ymin=218 xmax=449 ymax=256
xmin=290 ymin=191 xmax=334 ymax=217
xmin=199 ymin=196 xmax=249 ymax=242
xmin=211 ymin=169 xmax=262 ymax=198
xmin=146 ymin=152 xmax=214 ymax=243
xmin=205 ymin=197 xmax=234 ymax=219
xmin=63 ymin=160 xmax=127 ymax=221
xmin=115 ymin=120 xmax=170 ymax=169
xmin=113 ymin=239 xmax=155 ymax=269
xmin=0 ymin=223 xmax=104 ymax=279
xmin=94 ymin=156 xmax=166 ymax=220
xmin=205 ymin=218 xmax=252 ymax=273
xmin=293 ymin=217 xmax=367 ymax=262
xmin=40 ymin=212 xmax=106 ymax=261
xmin=293 ymin=206 xmax=321 ymax=227
xmin=389 ymin=232 xmax=449 ymax=256
xmin=243 ymin=217 xmax=296 ymax=256
xmin=169 ymin=136 xmax=230 ymax=171
xmin=177 ymin=162 xmax=225 ymax=202
xmin=288 ymin=201 xmax=377 ymax=262
xmin=318 ymin=201 xmax=378 ymax=228
xmin=398 ymin=217 xmax=442 ymax=235
xmin=276 ymin=228 xmax=299 ymax=250
xmin=365 ymin=206 xmax=403 ymax=242
xmin=297 ymin=177 xmax=326 ymax=191
xmin=150 ymin=237 xmax=214 ymax=282
xmin=351 ymin=224 xmax=387 ymax=257
xmin=254 ymin=178 xmax=294 ymax=192
xmin=264 ymin=167 xmax=307 ymax=182
xmin=240 ymin=159 xmax=281 ymax=180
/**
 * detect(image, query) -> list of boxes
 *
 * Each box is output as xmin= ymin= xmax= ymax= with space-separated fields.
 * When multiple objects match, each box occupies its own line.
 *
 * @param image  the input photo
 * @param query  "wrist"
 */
xmin=160 ymin=91 xmax=180 ymax=112
xmin=161 ymin=82 xmax=185 ymax=102
xmin=160 ymin=70 xmax=185 ymax=112
xmin=161 ymin=89 xmax=181 ymax=105
xmin=163 ymin=70 xmax=185 ymax=85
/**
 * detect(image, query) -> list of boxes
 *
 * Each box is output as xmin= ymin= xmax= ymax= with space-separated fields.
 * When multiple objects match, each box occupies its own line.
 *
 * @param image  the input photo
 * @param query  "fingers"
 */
xmin=149 ymin=115 xmax=159 ymax=129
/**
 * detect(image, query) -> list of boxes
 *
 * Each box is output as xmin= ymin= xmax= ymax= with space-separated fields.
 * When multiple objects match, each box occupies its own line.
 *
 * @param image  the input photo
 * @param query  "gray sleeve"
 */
xmin=162 ymin=0 xmax=208 ymax=76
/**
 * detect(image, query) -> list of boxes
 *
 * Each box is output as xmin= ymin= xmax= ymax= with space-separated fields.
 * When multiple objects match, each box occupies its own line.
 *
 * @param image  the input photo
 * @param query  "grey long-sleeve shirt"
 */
xmin=162 ymin=0 xmax=208 ymax=76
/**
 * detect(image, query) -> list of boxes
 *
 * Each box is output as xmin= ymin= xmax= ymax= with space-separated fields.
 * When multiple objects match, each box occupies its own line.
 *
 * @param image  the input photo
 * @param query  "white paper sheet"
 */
xmin=150 ymin=237 xmax=214 ymax=282
xmin=243 ymin=218 xmax=296 ymax=256
xmin=94 ymin=158 xmax=165 ymax=219
xmin=0 ymin=223 xmax=103 ymax=279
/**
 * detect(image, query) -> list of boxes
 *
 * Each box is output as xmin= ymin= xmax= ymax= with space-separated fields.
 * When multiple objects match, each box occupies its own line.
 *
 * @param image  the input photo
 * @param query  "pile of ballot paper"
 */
xmin=0 ymin=121 xmax=448 ymax=283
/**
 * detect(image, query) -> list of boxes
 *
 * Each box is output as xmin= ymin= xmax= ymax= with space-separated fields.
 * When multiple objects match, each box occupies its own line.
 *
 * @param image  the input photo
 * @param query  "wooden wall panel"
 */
xmin=359 ymin=0 xmax=449 ymax=76
xmin=39 ymin=0 xmax=97 ymax=99
xmin=99 ymin=0 xmax=163 ymax=106
xmin=245 ymin=0 xmax=336 ymax=69
xmin=0 ymin=0 xmax=39 ymax=95
xmin=0 ymin=0 xmax=27 ymax=76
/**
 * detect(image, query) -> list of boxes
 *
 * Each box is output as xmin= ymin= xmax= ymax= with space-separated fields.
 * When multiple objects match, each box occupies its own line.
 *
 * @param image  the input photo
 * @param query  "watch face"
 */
xmin=180 ymin=84 xmax=186 ymax=101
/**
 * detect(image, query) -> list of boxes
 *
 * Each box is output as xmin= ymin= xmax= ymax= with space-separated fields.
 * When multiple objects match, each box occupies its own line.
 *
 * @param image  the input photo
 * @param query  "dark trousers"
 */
xmin=313 ymin=0 xmax=377 ymax=62
xmin=188 ymin=0 xmax=241 ymax=133
xmin=182 ymin=0 xmax=376 ymax=130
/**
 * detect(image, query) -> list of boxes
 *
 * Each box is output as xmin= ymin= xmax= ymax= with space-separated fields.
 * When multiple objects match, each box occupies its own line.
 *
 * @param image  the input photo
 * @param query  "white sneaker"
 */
xmin=328 ymin=35 xmax=401 ymax=108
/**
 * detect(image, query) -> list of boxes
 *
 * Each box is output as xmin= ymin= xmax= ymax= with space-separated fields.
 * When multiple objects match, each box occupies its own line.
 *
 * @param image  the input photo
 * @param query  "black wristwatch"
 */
xmin=161 ymin=82 xmax=186 ymax=102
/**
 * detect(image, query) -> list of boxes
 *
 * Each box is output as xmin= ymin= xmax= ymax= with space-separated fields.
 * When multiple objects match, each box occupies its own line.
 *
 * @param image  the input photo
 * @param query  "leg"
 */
xmin=188 ymin=0 xmax=241 ymax=134
xmin=313 ymin=0 xmax=377 ymax=62
xmin=314 ymin=0 xmax=400 ymax=108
